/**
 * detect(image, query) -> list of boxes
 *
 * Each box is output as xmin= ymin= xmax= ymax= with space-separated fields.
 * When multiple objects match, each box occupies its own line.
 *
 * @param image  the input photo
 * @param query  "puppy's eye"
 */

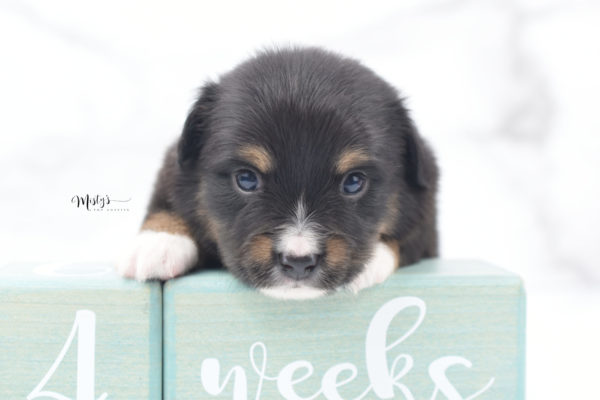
xmin=342 ymin=172 xmax=367 ymax=195
xmin=235 ymin=169 xmax=260 ymax=192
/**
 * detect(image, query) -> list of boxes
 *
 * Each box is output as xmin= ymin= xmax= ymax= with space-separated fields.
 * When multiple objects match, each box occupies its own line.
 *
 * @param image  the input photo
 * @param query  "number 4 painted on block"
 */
xmin=27 ymin=310 xmax=108 ymax=400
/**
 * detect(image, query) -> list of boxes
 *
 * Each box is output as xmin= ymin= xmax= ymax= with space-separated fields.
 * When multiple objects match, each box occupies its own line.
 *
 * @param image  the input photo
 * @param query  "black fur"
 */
xmin=146 ymin=47 xmax=438 ymax=291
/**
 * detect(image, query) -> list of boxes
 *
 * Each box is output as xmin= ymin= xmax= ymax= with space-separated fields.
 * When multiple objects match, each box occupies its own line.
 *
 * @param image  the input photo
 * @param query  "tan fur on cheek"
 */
xmin=142 ymin=212 xmax=191 ymax=236
xmin=378 ymin=192 xmax=400 ymax=236
xmin=238 ymin=145 xmax=274 ymax=174
xmin=325 ymin=237 xmax=350 ymax=267
xmin=335 ymin=148 xmax=370 ymax=174
xmin=248 ymin=235 xmax=273 ymax=265
xmin=203 ymin=214 xmax=221 ymax=243
xmin=380 ymin=236 xmax=401 ymax=269
xmin=376 ymin=193 xmax=403 ymax=269
xmin=195 ymin=189 xmax=221 ymax=243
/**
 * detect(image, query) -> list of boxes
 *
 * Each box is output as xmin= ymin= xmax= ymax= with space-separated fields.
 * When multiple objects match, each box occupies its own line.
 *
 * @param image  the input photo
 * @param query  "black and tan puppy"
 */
xmin=118 ymin=47 xmax=438 ymax=299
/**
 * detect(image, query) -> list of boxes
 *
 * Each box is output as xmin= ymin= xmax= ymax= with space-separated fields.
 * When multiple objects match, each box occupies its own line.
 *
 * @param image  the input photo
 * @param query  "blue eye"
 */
xmin=342 ymin=172 xmax=367 ymax=195
xmin=235 ymin=170 xmax=259 ymax=192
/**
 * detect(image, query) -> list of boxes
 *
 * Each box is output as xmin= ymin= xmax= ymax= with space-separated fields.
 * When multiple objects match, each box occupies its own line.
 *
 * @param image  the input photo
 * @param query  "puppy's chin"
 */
xmin=253 ymin=265 xmax=329 ymax=300
xmin=260 ymin=284 xmax=327 ymax=300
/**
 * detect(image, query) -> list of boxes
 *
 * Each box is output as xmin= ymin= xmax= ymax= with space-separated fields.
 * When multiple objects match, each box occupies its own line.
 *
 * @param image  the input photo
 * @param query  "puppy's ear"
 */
xmin=403 ymin=123 xmax=437 ymax=191
xmin=178 ymin=82 xmax=219 ymax=169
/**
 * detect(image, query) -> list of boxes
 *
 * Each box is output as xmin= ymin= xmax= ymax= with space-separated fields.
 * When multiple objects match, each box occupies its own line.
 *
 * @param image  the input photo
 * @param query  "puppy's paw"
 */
xmin=346 ymin=241 xmax=398 ymax=293
xmin=117 ymin=230 xmax=198 ymax=281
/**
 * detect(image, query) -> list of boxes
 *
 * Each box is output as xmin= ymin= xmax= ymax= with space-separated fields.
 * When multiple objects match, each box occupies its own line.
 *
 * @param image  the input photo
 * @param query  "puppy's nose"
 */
xmin=279 ymin=253 xmax=319 ymax=280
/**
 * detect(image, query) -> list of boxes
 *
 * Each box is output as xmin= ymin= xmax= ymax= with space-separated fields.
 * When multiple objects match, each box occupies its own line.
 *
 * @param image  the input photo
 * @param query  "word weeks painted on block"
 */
xmin=200 ymin=297 xmax=495 ymax=400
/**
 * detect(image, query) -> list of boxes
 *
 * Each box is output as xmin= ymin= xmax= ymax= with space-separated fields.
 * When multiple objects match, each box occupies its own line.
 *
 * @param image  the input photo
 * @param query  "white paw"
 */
xmin=116 ymin=230 xmax=198 ymax=281
xmin=346 ymin=241 xmax=397 ymax=293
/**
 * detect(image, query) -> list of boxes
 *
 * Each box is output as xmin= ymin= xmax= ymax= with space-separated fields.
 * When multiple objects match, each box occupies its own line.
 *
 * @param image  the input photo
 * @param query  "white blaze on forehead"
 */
xmin=295 ymin=197 xmax=306 ymax=222
xmin=277 ymin=197 xmax=320 ymax=257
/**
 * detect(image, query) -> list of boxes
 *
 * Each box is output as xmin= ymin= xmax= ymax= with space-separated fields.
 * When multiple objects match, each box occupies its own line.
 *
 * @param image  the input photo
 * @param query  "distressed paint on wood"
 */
xmin=0 ymin=263 xmax=162 ymax=400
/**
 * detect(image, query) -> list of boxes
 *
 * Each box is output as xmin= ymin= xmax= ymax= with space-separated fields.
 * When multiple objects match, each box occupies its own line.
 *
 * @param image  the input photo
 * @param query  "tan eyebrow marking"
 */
xmin=238 ymin=145 xmax=274 ymax=173
xmin=335 ymin=148 xmax=370 ymax=174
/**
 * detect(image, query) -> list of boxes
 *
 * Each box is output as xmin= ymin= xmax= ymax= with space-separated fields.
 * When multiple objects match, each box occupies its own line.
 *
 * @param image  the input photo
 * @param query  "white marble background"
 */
xmin=1 ymin=0 xmax=598 ymax=398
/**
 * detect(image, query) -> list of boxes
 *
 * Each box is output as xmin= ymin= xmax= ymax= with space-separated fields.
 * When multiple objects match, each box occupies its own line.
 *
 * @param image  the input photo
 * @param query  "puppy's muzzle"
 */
xmin=278 ymin=253 xmax=320 ymax=280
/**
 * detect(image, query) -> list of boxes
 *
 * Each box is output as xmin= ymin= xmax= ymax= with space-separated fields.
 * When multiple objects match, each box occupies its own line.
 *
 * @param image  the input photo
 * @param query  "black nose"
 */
xmin=279 ymin=253 xmax=319 ymax=280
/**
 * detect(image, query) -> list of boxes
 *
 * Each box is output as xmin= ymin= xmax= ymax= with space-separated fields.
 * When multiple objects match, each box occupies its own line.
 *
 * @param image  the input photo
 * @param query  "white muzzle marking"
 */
xmin=278 ymin=230 xmax=319 ymax=257
xmin=276 ymin=197 xmax=320 ymax=257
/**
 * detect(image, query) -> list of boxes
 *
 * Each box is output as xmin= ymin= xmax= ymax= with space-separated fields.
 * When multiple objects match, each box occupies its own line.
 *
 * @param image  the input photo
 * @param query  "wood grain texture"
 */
xmin=0 ymin=263 xmax=162 ymax=399
xmin=164 ymin=259 xmax=526 ymax=399
xmin=0 ymin=260 xmax=526 ymax=399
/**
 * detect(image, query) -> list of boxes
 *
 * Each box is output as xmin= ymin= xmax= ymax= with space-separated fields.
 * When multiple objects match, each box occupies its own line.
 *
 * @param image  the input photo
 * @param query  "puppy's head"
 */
xmin=177 ymin=48 xmax=436 ymax=298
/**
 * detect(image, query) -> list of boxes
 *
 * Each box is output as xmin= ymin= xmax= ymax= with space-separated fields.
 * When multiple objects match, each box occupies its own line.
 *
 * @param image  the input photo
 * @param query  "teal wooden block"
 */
xmin=164 ymin=260 xmax=525 ymax=400
xmin=0 ymin=263 xmax=162 ymax=399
